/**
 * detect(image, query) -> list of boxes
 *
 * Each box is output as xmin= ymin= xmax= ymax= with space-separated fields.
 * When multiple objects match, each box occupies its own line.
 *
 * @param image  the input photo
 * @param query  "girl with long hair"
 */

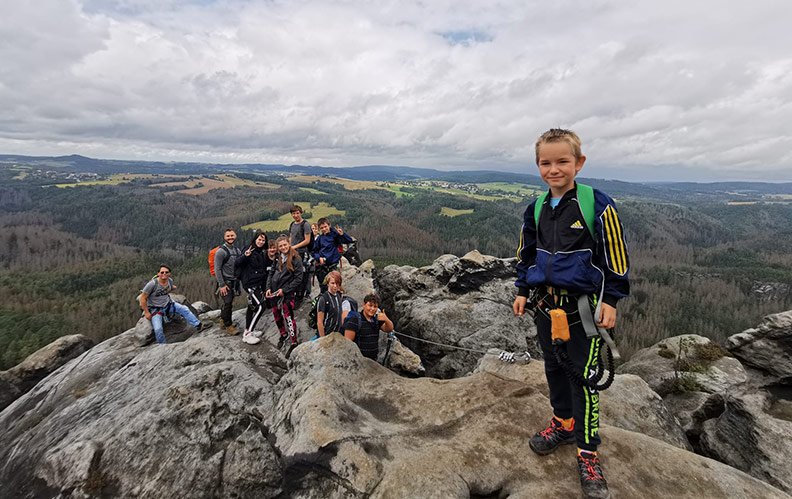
xmin=265 ymin=235 xmax=303 ymax=356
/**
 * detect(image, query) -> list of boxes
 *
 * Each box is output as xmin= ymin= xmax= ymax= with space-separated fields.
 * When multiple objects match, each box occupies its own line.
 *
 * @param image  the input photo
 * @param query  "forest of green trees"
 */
xmin=1 ymin=165 xmax=791 ymax=369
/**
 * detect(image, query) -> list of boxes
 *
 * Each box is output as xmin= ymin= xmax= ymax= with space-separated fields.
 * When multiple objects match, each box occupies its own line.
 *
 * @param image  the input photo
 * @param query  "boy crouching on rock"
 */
xmin=513 ymin=129 xmax=630 ymax=499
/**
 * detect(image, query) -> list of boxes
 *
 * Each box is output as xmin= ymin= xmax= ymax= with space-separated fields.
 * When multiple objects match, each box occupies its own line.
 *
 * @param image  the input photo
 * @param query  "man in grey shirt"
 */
xmin=214 ymin=228 xmax=242 ymax=334
xmin=289 ymin=205 xmax=313 ymax=305
xmin=139 ymin=265 xmax=206 ymax=344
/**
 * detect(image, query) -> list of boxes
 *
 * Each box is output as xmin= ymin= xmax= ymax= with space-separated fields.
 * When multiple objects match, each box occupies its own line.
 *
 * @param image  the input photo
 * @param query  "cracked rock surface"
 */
xmin=374 ymin=250 xmax=538 ymax=378
xmin=1 ymin=326 xmax=788 ymax=498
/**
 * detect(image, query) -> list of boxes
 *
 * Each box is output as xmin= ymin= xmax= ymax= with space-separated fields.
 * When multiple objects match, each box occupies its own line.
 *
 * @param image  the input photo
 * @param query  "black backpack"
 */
xmin=308 ymin=292 xmax=327 ymax=329
xmin=343 ymin=296 xmax=358 ymax=314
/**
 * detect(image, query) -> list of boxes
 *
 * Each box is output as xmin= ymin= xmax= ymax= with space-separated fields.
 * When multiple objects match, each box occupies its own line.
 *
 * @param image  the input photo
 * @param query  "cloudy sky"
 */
xmin=1 ymin=0 xmax=790 ymax=182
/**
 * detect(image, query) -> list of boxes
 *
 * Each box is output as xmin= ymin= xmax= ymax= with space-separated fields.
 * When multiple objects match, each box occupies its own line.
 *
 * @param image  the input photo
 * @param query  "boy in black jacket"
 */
xmin=513 ymin=129 xmax=629 ymax=499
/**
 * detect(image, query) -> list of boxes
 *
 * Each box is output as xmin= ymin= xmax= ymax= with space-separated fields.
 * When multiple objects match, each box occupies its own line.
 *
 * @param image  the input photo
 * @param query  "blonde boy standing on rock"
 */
xmin=513 ymin=129 xmax=630 ymax=499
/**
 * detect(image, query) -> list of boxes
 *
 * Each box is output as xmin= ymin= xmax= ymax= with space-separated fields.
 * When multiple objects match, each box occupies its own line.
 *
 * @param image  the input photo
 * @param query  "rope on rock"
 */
xmin=392 ymin=331 xmax=491 ymax=355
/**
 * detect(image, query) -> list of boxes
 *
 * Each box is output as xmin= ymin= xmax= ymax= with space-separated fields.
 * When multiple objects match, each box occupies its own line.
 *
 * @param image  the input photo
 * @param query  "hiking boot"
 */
xmin=195 ymin=322 xmax=212 ymax=333
xmin=224 ymin=324 xmax=239 ymax=335
xmin=242 ymin=331 xmax=261 ymax=345
xmin=577 ymin=451 xmax=611 ymax=499
xmin=529 ymin=418 xmax=575 ymax=455
xmin=276 ymin=335 xmax=287 ymax=349
xmin=285 ymin=342 xmax=299 ymax=359
xmin=251 ymin=330 xmax=263 ymax=338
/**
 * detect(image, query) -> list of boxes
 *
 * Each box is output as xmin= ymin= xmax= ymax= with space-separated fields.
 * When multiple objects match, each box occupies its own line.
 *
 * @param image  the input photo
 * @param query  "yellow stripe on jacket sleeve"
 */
xmin=603 ymin=206 xmax=627 ymax=275
xmin=611 ymin=207 xmax=628 ymax=274
xmin=603 ymin=209 xmax=619 ymax=274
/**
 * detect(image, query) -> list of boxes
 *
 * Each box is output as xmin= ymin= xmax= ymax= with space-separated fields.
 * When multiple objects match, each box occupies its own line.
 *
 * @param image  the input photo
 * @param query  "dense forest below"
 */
xmin=1 ymin=160 xmax=791 ymax=370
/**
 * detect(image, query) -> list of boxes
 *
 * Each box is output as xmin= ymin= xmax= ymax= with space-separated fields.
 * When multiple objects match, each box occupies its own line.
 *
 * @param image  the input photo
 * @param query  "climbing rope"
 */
xmin=392 ymin=331 xmax=492 ymax=355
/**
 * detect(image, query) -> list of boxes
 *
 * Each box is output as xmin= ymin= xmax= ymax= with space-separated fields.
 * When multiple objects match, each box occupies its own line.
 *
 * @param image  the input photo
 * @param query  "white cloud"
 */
xmin=0 ymin=0 xmax=790 ymax=181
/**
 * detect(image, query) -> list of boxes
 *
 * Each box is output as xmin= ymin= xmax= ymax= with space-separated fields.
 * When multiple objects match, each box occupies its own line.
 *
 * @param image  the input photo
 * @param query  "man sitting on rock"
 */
xmin=139 ymin=265 xmax=208 ymax=344
xmin=343 ymin=293 xmax=393 ymax=360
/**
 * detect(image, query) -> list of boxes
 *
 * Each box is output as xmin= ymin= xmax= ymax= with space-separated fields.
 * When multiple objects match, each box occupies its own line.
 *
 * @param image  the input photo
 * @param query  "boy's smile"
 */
xmin=537 ymin=142 xmax=586 ymax=197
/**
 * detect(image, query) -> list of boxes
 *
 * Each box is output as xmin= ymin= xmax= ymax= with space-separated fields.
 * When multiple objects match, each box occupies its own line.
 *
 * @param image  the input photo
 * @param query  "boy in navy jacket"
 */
xmin=313 ymin=217 xmax=354 ymax=293
xmin=513 ymin=129 xmax=629 ymax=499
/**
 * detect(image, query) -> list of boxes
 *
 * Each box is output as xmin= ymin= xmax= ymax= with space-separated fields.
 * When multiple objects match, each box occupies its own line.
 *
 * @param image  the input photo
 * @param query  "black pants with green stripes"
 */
xmin=535 ymin=297 xmax=602 ymax=452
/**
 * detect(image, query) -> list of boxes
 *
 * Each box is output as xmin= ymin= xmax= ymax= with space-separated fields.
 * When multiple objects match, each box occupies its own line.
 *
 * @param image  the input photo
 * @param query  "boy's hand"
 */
xmin=377 ymin=310 xmax=388 ymax=322
xmin=219 ymin=285 xmax=229 ymax=296
xmin=597 ymin=303 xmax=617 ymax=329
xmin=144 ymin=311 xmax=152 ymax=320
xmin=513 ymin=296 xmax=527 ymax=316
xmin=336 ymin=225 xmax=343 ymax=236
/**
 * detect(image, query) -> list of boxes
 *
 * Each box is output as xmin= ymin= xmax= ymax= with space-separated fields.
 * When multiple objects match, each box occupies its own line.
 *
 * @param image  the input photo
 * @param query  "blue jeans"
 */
xmin=150 ymin=302 xmax=200 ymax=344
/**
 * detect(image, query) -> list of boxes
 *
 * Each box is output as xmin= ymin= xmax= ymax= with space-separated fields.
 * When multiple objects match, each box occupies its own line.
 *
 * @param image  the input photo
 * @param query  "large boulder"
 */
xmin=374 ymin=251 xmax=537 ymax=378
xmin=0 ymin=322 xmax=286 ymax=498
xmin=699 ymin=390 xmax=792 ymax=494
xmin=1 ymin=328 xmax=787 ymax=498
xmin=622 ymin=328 xmax=792 ymax=494
xmin=0 ymin=334 xmax=94 ymax=412
xmin=727 ymin=310 xmax=792 ymax=386
xmin=618 ymin=334 xmax=747 ymax=398
xmin=339 ymin=258 xmax=376 ymax=300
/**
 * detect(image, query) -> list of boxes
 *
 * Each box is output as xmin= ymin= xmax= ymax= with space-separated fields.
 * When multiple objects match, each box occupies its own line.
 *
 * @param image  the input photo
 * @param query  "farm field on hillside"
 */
xmin=288 ymin=175 xmax=389 ymax=191
xmin=476 ymin=182 xmax=542 ymax=196
xmin=157 ymin=174 xmax=279 ymax=195
xmin=440 ymin=207 xmax=474 ymax=217
xmin=243 ymin=201 xmax=345 ymax=232
xmin=55 ymin=173 xmax=187 ymax=187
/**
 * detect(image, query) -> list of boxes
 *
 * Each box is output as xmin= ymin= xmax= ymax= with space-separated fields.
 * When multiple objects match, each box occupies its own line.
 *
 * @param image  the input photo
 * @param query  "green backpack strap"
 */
xmin=533 ymin=192 xmax=549 ymax=231
xmin=576 ymin=183 xmax=596 ymax=239
xmin=534 ymin=184 xmax=595 ymax=239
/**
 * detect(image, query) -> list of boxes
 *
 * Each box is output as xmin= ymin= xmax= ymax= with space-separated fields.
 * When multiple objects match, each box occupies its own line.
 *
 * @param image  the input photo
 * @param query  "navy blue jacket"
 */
xmin=515 ymin=184 xmax=630 ymax=307
xmin=313 ymin=227 xmax=354 ymax=265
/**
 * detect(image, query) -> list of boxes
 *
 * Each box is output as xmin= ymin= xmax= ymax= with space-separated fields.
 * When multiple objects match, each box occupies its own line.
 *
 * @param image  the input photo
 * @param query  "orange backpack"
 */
xmin=208 ymin=246 xmax=221 ymax=276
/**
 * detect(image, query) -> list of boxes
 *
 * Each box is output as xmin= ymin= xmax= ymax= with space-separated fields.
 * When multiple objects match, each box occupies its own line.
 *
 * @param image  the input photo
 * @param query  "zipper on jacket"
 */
xmin=545 ymin=200 xmax=558 ymax=280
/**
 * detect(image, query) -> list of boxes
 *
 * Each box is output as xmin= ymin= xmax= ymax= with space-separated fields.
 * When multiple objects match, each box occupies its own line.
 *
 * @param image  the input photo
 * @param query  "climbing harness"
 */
xmin=531 ymin=288 xmax=617 ymax=391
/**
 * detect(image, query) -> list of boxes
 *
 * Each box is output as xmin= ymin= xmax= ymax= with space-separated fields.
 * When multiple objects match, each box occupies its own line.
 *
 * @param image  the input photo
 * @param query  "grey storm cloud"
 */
xmin=0 ymin=0 xmax=790 ymax=181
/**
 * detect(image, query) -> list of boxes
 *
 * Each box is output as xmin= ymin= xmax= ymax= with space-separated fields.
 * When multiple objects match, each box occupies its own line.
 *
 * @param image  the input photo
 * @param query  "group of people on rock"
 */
xmin=139 ymin=205 xmax=392 ymax=359
xmin=140 ymin=128 xmax=630 ymax=499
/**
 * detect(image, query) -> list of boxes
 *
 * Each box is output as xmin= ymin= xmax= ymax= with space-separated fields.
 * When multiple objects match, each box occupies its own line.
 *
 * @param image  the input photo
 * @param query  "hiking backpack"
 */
xmin=343 ymin=296 xmax=358 ymax=314
xmin=307 ymin=292 xmax=325 ymax=329
xmin=534 ymin=183 xmax=596 ymax=238
xmin=208 ymin=246 xmax=221 ymax=276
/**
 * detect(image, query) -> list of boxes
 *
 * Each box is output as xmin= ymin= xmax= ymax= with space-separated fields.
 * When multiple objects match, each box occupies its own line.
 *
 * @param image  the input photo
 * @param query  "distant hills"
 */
xmin=2 ymin=153 xmax=792 ymax=197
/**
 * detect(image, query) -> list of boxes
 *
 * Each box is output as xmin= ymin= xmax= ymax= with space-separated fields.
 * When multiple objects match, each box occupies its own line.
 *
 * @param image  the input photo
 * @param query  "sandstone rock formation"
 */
xmin=727 ymin=310 xmax=792 ymax=386
xmin=1 ymin=329 xmax=787 ymax=499
xmin=0 ymin=334 xmax=94 ymax=412
xmin=374 ymin=251 xmax=538 ymax=378
xmin=620 ymin=328 xmax=792 ymax=494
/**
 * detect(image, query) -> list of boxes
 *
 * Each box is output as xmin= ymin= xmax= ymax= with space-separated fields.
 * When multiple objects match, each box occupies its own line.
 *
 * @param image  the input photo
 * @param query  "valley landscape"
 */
xmin=1 ymin=154 xmax=792 ymax=371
